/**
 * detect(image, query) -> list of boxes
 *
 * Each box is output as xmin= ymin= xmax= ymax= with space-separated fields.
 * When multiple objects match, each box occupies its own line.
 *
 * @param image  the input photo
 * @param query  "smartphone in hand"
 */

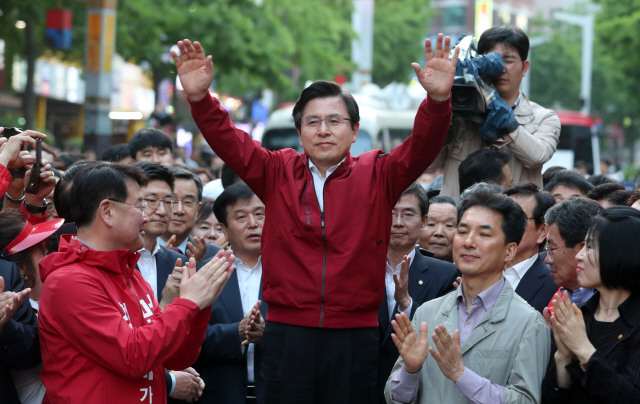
xmin=26 ymin=138 xmax=42 ymax=194
xmin=2 ymin=127 xmax=26 ymax=179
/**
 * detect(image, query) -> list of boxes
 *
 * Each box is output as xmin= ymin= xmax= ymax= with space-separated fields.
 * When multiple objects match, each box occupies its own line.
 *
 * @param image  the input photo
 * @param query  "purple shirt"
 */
xmin=390 ymin=278 xmax=506 ymax=404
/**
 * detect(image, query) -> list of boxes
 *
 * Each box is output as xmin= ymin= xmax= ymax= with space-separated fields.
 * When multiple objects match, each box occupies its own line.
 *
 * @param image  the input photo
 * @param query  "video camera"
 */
xmin=448 ymin=36 xmax=513 ymax=145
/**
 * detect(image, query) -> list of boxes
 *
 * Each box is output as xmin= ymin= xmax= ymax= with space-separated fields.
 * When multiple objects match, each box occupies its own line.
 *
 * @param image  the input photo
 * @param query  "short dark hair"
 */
xmin=429 ymin=195 xmax=456 ymax=208
xmin=587 ymin=174 xmax=615 ymax=187
xmin=504 ymin=183 xmax=556 ymax=227
xmin=128 ymin=128 xmax=173 ymax=159
xmin=478 ymin=26 xmax=530 ymax=62
xmin=134 ymin=162 xmax=175 ymax=192
xmin=458 ymin=149 xmax=510 ymax=194
xmin=170 ymin=166 xmax=203 ymax=202
xmin=542 ymin=166 xmax=566 ymax=188
xmin=213 ymin=184 xmax=256 ymax=227
xmin=221 ymin=164 xmax=241 ymax=188
xmin=53 ymin=162 xmax=100 ymax=222
xmin=587 ymin=206 xmax=640 ymax=294
xmin=544 ymin=198 xmax=603 ymax=248
xmin=292 ymin=81 xmax=360 ymax=132
xmin=398 ymin=182 xmax=429 ymax=218
xmin=71 ymin=163 xmax=148 ymax=228
xmin=627 ymin=187 xmax=640 ymax=207
xmin=101 ymin=143 xmax=131 ymax=163
xmin=196 ymin=199 xmax=215 ymax=226
xmin=457 ymin=188 xmax=527 ymax=245
xmin=587 ymin=183 xmax=631 ymax=207
xmin=543 ymin=170 xmax=594 ymax=196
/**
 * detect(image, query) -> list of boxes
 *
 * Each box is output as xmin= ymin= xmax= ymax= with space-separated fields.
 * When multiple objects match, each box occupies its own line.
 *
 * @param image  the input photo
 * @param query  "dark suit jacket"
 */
xmin=0 ymin=260 xmax=41 ymax=404
xmin=192 ymin=263 xmax=267 ymax=404
xmin=514 ymin=254 xmax=557 ymax=314
xmin=377 ymin=247 xmax=460 ymax=402
xmin=135 ymin=246 xmax=187 ymax=402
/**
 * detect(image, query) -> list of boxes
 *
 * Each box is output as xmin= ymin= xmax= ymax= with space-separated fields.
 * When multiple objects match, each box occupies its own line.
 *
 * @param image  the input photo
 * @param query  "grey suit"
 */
xmin=385 ymin=279 xmax=551 ymax=404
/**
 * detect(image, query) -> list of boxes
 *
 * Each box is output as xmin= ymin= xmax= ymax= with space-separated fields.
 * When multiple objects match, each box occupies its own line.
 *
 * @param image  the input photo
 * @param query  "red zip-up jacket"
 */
xmin=38 ymin=237 xmax=211 ymax=403
xmin=190 ymin=93 xmax=451 ymax=328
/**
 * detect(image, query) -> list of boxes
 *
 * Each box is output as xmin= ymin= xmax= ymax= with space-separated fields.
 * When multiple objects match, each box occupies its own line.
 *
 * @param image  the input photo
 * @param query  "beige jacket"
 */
xmin=384 ymin=279 xmax=551 ymax=404
xmin=431 ymin=93 xmax=560 ymax=200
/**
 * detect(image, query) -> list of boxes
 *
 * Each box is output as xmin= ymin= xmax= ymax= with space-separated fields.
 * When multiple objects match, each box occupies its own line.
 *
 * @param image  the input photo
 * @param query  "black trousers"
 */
xmin=260 ymin=321 xmax=379 ymax=404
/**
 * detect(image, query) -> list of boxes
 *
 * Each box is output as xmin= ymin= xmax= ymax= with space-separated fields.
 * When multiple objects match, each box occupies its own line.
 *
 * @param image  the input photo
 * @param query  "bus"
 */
xmin=543 ymin=110 xmax=601 ymax=175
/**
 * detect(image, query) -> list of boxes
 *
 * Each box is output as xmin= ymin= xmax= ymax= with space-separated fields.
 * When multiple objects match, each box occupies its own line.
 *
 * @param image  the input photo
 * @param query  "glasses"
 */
xmin=174 ymin=199 xmax=198 ymax=210
xmin=544 ymin=244 xmax=568 ymax=258
xmin=391 ymin=212 xmax=420 ymax=221
xmin=303 ymin=115 xmax=351 ymax=128
xmin=108 ymin=199 xmax=147 ymax=212
xmin=143 ymin=198 xmax=177 ymax=211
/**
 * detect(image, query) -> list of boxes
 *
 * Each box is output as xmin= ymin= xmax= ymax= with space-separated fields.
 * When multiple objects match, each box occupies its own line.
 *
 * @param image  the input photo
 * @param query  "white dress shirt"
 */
xmin=504 ymin=253 xmax=538 ymax=291
xmin=137 ymin=241 xmax=162 ymax=300
xmin=385 ymin=248 xmax=415 ymax=320
xmin=308 ymin=158 xmax=345 ymax=212
xmin=235 ymin=256 xmax=263 ymax=383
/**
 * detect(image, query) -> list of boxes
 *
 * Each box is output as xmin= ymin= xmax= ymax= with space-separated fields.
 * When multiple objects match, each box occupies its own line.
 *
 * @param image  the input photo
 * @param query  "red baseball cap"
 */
xmin=3 ymin=218 xmax=65 ymax=255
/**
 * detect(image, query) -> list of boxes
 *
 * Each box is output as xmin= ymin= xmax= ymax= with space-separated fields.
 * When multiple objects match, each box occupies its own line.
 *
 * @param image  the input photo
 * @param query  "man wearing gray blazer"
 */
xmin=385 ymin=188 xmax=550 ymax=404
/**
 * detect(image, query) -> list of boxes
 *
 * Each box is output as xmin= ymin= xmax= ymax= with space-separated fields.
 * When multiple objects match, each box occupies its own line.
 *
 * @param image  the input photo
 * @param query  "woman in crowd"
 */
xmin=191 ymin=199 xmax=228 ymax=249
xmin=542 ymin=206 xmax=640 ymax=403
xmin=1 ymin=210 xmax=65 ymax=404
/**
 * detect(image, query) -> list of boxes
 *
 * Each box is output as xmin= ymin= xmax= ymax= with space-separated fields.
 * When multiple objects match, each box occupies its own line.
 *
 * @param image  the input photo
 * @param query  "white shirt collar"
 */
xmin=386 ymin=247 xmax=417 ymax=274
xmin=512 ymin=92 xmax=522 ymax=108
xmin=139 ymin=240 xmax=162 ymax=257
xmin=308 ymin=157 xmax=346 ymax=179
xmin=507 ymin=253 xmax=538 ymax=279
xmin=235 ymin=256 xmax=262 ymax=272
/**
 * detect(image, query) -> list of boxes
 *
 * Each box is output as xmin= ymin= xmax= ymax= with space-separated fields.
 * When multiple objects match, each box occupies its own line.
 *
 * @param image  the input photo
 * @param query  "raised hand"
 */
xmin=391 ymin=312 xmax=429 ymax=374
xmin=452 ymin=276 xmax=462 ymax=289
xmin=179 ymin=250 xmax=235 ymax=310
xmin=412 ymin=33 xmax=460 ymax=101
xmin=171 ymin=39 xmax=214 ymax=102
xmin=160 ymin=258 xmax=183 ymax=311
xmin=164 ymin=235 xmax=177 ymax=251
xmin=242 ymin=301 xmax=265 ymax=346
xmin=393 ymin=255 xmax=411 ymax=311
xmin=551 ymin=290 xmax=595 ymax=363
xmin=186 ymin=236 xmax=207 ymax=264
xmin=0 ymin=129 xmax=45 ymax=169
xmin=429 ymin=325 xmax=464 ymax=382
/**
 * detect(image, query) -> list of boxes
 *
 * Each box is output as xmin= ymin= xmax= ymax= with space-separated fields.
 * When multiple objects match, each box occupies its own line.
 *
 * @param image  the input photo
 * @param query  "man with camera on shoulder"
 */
xmin=432 ymin=26 xmax=561 ymax=200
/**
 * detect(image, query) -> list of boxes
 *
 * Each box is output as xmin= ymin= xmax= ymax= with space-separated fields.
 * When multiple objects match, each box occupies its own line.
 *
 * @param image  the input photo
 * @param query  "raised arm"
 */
xmin=172 ymin=40 xmax=280 ymax=200
xmin=383 ymin=34 xmax=459 ymax=204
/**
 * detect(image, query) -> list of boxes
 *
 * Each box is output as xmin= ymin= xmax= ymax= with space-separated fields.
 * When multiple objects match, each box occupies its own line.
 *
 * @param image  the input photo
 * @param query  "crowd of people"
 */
xmin=0 ymin=26 xmax=639 ymax=404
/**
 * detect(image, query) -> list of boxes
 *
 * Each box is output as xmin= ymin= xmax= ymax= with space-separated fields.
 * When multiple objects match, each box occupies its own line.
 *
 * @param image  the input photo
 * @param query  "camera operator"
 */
xmin=431 ymin=27 xmax=560 ymax=200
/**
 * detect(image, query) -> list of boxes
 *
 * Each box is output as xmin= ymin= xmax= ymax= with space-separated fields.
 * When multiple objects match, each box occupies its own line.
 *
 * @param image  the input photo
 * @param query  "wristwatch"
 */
xmin=24 ymin=200 xmax=48 ymax=214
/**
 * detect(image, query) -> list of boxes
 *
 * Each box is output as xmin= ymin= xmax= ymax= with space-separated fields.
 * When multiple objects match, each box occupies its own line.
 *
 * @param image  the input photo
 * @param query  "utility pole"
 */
xmin=351 ymin=0 xmax=374 ymax=91
xmin=84 ymin=0 xmax=117 ymax=156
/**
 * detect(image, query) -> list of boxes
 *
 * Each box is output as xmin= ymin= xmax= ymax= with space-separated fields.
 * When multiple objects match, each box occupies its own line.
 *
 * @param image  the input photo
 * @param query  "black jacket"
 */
xmin=0 ymin=260 xmax=41 ymax=404
xmin=376 ymin=247 xmax=460 ymax=403
xmin=542 ymin=292 xmax=640 ymax=403
xmin=515 ymin=254 xmax=557 ymax=314
xmin=192 ymin=264 xmax=267 ymax=404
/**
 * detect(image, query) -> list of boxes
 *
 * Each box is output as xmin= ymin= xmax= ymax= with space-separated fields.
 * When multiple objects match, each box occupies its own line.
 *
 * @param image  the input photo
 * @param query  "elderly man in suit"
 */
xmin=193 ymin=184 xmax=267 ymax=404
xmin=385 ymin=188 xmax=550 ymax=404
xmin=377 ymin=183 xmax=460 ymax=402
xmin=503 ymin=183 xmax=557 ymax=313
xmin=159 ymin=166 xmax=222 ymax=263
xmin=0 ymin=261 xmax=39 ymax=404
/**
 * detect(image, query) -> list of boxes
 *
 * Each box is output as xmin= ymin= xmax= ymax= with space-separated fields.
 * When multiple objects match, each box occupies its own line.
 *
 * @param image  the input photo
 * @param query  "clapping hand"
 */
xmin=393 ymin=255 xmax=411 ymax=312
xmin=242 ymin=301 xmax=265 ymax=346
xmin=186 ymin=236 xmax=207 ymax=264
xmin=412 ymin=33 xmax=460 ymax=101
xmin=551 ymin=290 xmax=595 ymax=363
xmin=429 ymin=325 xmax=464 ymax=382
xmin=391 ymin=312 xmax=429 ymax=374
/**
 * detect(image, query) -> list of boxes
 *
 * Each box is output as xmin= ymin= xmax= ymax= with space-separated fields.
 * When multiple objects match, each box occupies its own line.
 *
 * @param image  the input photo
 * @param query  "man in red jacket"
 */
xmin=38 ymin=163 xmax=235 ymax=404
xmin=172 ymin=34 xmax=458 ymax=403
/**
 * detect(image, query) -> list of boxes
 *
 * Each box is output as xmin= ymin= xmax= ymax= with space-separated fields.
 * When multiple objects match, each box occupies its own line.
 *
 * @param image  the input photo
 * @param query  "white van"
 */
xmin=261 ymin=104 xmax=419 ymax=154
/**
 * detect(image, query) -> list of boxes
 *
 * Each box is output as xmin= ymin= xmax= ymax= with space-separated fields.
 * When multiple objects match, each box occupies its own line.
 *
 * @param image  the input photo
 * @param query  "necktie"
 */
xmin=173 ymin=248 xmax=182 ymax=254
